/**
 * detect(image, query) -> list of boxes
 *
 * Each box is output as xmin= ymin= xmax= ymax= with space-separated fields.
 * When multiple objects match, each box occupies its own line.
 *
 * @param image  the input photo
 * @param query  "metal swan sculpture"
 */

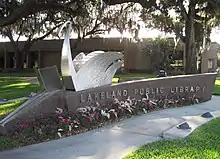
xmin=72 ymin=50 xmax=105 ymax=72
xmin=60 ymin=21 xmax=123 ymax=91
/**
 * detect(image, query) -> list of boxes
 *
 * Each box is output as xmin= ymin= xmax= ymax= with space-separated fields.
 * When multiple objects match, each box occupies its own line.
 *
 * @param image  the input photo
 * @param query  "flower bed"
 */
xmin=8 ymin=94 xmax=199 ymax=146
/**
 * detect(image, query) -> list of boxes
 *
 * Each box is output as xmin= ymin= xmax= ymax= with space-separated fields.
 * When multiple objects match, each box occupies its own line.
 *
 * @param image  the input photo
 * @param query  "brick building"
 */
xmin=0 ymin=38 xmax=218 ymax=73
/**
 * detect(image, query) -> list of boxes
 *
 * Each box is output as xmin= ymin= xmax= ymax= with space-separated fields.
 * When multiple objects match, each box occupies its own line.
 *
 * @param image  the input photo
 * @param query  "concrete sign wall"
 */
xmin=0 ymin=73 xmax=216 ymax=134
xmin=66 ymin=73 xmax=216 ymax=112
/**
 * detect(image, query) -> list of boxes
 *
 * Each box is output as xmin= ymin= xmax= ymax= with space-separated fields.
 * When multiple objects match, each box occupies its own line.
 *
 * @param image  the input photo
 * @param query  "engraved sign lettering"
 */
xmin=79 ymin=85 xmax=206 ymax=103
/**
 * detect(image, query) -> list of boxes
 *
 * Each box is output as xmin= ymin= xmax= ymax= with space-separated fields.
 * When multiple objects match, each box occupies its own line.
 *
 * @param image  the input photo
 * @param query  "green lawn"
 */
xmin=0 ymin=100 xmax=26 ymax=120
xmin=124 ymin=118 xmax=220 ymax=159
xmin=0 ymin=76 xmax=41 ymax=119
xmin=115 ymin=73 xmax=156 ymax=80
xmin=213 ymin=77 xmax=220 ymax=95
xmin=0 ymin=77 xmax=40 ymax=100
xmin=0 ymin=77 xmax=40 ymax=119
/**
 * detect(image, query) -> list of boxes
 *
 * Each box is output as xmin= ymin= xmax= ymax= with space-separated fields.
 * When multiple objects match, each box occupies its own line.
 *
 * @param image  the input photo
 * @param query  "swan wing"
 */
xmin=73 ymin=52 xmax=85 ymax=72
xmin=75 ymin=52 xmax=123 ymax=91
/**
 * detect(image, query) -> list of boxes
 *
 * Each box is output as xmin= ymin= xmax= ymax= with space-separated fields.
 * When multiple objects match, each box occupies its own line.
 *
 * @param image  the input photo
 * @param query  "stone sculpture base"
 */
xmin=0 ymin=73 xmax=216 ymax=135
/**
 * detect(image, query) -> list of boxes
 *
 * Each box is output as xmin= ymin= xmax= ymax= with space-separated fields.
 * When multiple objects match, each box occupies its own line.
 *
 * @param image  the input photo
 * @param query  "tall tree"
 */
xmin=142 ymin=38 xmax=175 ymax=72
xmin=65 ymin=1 xmax=107 ymax=48
xmin=102 ymin=2 xmax=142 ymax=41
xmin=0 ymin=0 xmax=104 ymax=68
xmin=59 ymin=2 xmax=140 ymax=48
xmin=1 ymin=0 xmax=219 ymax=73
xmin=0 ymin=11 xmax=64 ymax=68
xmin=106 ymin=0 xmax=220 ymax=74
xmin=0 ymin=1 xmax=139 ymax=68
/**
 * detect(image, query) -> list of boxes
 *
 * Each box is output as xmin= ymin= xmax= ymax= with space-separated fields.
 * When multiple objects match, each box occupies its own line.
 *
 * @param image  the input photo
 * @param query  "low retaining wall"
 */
xmin=0 ymin=73 xmax=216 ymax=134
xmin=66 ymin=73 xmax=216 ymax=111
xmin=0 ymin=90 xmax=66 ymax=134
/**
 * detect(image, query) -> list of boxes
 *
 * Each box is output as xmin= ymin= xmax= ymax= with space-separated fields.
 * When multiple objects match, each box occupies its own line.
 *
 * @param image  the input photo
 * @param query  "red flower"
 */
xmin=64 ymin=119 xmax=71 ymax=125
xmin=19 ymin=122 xmax=29 ymax=128
xmin=146 ymin=102 xmax=153 ymax=110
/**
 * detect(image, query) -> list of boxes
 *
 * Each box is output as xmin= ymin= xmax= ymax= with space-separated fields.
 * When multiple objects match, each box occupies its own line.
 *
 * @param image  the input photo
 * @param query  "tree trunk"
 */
xmin=14 ymin=51 xmax=23 ymax=69
xmin=72 ymin=37 xmax=83 ymax=49
xmin=5 ymin=31 xmax=23 ymax=69
xmin=184 ymin=0 xmax=197 ymax=74
xmin=20 ymin=41 xmax=34 ymax=66
xmin=199 ymin=12 xmax=208 ymax=73
xmin=14 ymin=42 xmax=33 ymax=69
xmin=13 ymin=47 xmax=23 ymax=69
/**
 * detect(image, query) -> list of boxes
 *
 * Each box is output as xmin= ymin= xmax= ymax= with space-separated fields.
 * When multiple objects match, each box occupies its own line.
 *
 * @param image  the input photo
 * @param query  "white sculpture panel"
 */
xmin=60 ymin=22 xmax=123 ymax=91
xmin=72 ymin=50 xmax=105 ymax=72
xmin=75 ymin=52 xmax=123 ymax=91
xmin=72 ymin=52 xmax=85 ymax=72
xmin=60 ymin=21 xmax=76 ymax=86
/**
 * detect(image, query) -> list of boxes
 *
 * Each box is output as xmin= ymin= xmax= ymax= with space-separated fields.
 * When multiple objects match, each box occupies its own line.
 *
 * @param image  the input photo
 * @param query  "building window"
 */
xmin=208 ymin=59 xmax=213 ymax=69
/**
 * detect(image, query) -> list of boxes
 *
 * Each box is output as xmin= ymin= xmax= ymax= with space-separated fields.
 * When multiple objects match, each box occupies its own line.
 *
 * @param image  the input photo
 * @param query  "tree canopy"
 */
xmin=0 ymin=0 xmax=92 ymax=27
xmin=107 ymin=0 xmax=220 ymax=74
xmin=0 ymin=0 xmax=140 ymax=69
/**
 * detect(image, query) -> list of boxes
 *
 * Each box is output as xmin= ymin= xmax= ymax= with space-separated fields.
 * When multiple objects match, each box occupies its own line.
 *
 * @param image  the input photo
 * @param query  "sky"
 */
xmin=0 ymin=27 xmax=220 ymax=43
xmin=209 ymin=28 xmax=220 ymax=44
xmin=105 ymin=25 xmax=220 ymax=44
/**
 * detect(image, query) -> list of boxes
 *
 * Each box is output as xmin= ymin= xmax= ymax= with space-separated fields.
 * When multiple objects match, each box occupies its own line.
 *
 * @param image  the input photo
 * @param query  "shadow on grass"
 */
xmin=0 ymin=100 xmax=26 ymax=120
xmin=213 ymin=84 xmax=220 ymax=95
xmin=124 ymin=118 xmax=220 ymax=159
xmin=213 ymin=78 xmax=220 ymax=95
xmin=0 ymin=77 xmax=40 ymax=100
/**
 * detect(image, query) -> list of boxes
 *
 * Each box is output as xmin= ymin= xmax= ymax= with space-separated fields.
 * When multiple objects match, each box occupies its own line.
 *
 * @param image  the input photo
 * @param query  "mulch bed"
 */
xmin=5 ymin=94 xmax=200 ymax=147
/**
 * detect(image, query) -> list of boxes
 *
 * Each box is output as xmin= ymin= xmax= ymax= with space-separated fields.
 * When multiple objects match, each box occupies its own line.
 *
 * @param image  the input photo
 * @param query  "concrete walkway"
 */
xmin=21 ymin=77 xmax=39 ymax=84
xmin=1 ymin=96 xmax=220 ymax=159
xmin=0 ymin=92 xmax=39 ymax=105
xmin=0 ymin=97 xmax=29 ymax=105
